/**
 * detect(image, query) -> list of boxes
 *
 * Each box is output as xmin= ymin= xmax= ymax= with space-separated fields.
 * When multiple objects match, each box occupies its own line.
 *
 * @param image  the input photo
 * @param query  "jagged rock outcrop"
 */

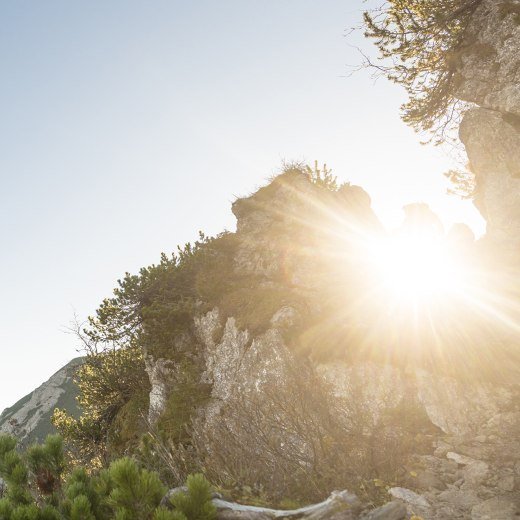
xmin=319 ymin=362 xmax=516 ymax=437
xmin=145 ymin=173 xmax=385 ymax=422
xmin=456 ymin=0 xmax=520 ymax=252
xmin=454 ymin=0 xmax=520 ymax=116
xmin=142 ymin=167 xmax=520 ymax=518
xmin=0 ymin=358 xmax=82 ymax=445
xmin=460 ymin=108 xmax=520 ymax=251
xmin=369 ymin=6 xmax=520 ymax=515
xmin=390 ymin=409 xmax=520 ymax=518
xmin=141 ymin=9 xmax=520 ymax=509
xmin=145 ymin=355 xmax=175 ymax=424
xmin=414 ymin=371 xmax=515 ymax=437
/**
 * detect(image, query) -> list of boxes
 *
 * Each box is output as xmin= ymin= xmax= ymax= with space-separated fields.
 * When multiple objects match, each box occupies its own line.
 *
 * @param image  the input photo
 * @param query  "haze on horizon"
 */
xmin=0 ymin=0 xmax=484 ymax=413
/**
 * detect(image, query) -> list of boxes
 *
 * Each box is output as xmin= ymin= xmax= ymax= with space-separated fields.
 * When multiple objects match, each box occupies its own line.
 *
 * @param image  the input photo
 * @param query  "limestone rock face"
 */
xmin=0 ymin=358 xmax=82 ymax=445
xmin=193 ymin=307 xmax=314 ymax=467
xmin=196 ymin=315 xmax=291 ymax=406
xmin=456 ymin=0 xmax=520 ymax=251
xmin=144 ymin=355 xmax=175 ymax=424
xmin=415 ymin=370 xmax=514 ymax=436
xmin=319 ymin=361 xmax=514 ymax=437
xmin=143 ymin=171 xmax=520 ymax=518
xmin=454 ymin=0 xmax=520 ymax=116
xmin=460 ymin=108 xmax=520 ymax=249
xmin=230 ymin=170 xmax=381 ymax=287
xmin=318 ymin=362 xmax=406 ymax=424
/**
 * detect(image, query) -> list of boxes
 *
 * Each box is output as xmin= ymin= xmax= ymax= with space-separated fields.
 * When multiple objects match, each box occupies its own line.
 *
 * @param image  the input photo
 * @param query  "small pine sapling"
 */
xmin=152 ymin=507 xmax=187 ymax=520
xmin=107 ymin=457 xmax=166 ymax=520
xmin=169 ymin=474 xmax=216 ymax=520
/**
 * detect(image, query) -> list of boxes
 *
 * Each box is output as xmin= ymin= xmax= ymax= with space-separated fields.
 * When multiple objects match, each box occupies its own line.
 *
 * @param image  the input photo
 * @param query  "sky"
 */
xmin=0 ymin=0 xmax=485 ymax=413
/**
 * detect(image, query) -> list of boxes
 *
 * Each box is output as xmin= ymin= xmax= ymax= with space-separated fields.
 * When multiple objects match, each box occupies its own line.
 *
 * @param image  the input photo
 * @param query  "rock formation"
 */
xmin=140 ymin=12 xmax=520 ymax=493
xmin=105 ymin=4 xmax=520 ymax=514
xmin=0 ymin=358 xmax=82 ymax=445
xmin=17 ymin=3 xmax=517 ymax=517
xmin=141 ymin=165 xmax=520 ymax=518
xmin=455 ymin=0 xmax=520 ymax=255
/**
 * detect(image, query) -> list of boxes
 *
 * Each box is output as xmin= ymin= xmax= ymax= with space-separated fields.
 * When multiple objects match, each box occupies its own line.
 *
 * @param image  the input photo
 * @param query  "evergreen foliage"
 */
xmin=51 ymin=231 xmax=238 ymax=465
xmin=168 ymin=474 xmax=215 ymax=520
xmin=49 ymin=162 xmax=355 ymax=500
xmin=0 ymin=434 xmax=215 ymax=520
xmin=363 ymin=0 xmax=483 ymax=142
xmin=105 ymin=458 xmax=166 ymax=520
xmin=53 ymin=346 xmax=150 ymax=466
xmin=83 ymin=234 xmax=229 ymax=359
xmin=152 ymin=508 xmax=186 ymax=520
xmin=305 ymin=161 xmax=340 ymax=192
xmin=0 ymin=435 xmax=63 ymax=519
xmin=444 ymin=168 xmax=475 ymax=198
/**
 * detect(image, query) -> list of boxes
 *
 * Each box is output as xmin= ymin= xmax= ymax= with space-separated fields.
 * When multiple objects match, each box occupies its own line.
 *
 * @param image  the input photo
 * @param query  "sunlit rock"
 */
xmin=142 ymin=166 xmax=520 ymax=518
xmin=454 ymin=0 xmax=520 ymax=116
xmin=454 ymin=0 xmax=520 ymax=256
xmin=415 ymin=371 xmax=513 ymax=436
xmin=388 ymin=487 xmax=430 ymax=508
xmin=317 ymin=361 xmax=406 ymax=424
xmin=460 ymin=108 xmax=520 ymax=250
xmin=471 ymin=497 xmax=519 ymax=520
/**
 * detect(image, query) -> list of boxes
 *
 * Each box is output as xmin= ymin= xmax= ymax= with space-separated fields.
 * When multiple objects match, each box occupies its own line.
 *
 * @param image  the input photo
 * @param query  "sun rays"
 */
xmin=243 ymin=168 xmax=520 ymax=379
xmin=366 ymin=231 xmax=467 ymax=308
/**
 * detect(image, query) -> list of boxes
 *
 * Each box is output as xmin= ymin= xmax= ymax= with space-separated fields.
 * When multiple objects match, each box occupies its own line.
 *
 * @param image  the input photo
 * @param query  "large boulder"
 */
xmin=459 ymin=108 xmax=520 ymax=250
xmin=455 ymin=0 xmax=520 ymax=252
xmin=454 ymin=0 xmax=520 ymax=116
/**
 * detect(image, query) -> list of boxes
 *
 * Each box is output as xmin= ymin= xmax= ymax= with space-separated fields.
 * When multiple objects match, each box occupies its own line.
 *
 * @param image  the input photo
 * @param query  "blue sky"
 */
xmin=0 ymin=1 xmax=484 ymax=412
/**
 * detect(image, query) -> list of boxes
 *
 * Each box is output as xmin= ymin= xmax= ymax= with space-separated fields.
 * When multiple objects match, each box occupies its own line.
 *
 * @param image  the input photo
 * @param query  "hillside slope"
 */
xmin=0 ymin=358 xmax=83 ymax=445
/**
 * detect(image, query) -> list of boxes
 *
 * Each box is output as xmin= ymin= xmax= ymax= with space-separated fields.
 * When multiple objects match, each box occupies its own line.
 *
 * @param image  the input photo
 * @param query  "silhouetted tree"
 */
xmin=363 ymin=0 xmax=483 ymax=143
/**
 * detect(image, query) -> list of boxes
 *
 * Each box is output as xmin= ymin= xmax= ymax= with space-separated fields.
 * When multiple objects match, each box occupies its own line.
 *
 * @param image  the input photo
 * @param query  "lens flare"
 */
xmin=368 ymin=233 xmax=465 ymax=306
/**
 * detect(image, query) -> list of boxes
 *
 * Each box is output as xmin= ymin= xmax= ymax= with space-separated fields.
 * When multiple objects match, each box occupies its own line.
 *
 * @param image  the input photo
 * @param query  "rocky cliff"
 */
xmin=0 ymin=358 xmax=82 ymax=446
xmin=51 ymin=3 xmax=520 ymax=518
xmin=139 ymin=7 xmax=520 ymax=509
xmin=139 ymin=165 xmax=520 ymax=518
xmin=455 ymin=0 xmax=520 ymax=256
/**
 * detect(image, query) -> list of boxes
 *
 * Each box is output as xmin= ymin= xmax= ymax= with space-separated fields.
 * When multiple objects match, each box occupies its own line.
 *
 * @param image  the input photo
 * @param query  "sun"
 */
xmin=367 ymin=232 xmax=465 ymax=306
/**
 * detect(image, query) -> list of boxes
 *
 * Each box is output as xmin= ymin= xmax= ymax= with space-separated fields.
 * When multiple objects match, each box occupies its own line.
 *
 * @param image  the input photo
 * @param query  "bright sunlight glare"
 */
xmin=368 ymin=233 xmax=465 ymax=305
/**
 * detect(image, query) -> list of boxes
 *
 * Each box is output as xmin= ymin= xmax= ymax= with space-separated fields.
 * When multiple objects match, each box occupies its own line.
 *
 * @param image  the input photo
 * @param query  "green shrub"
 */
xmin=152 ymin=507 xmax=186 ymax=520
xmin=0 ymin=434 xmax=216 ymax=520
xmin=52 ymin=346 xmax=150 ymax=467
xmin=157 ymin=361 xmax=211 ymax=446
xmin=106 ymin=458 xmax=166 ymax=520
xmin=168 ymin=474 xmax=215 ymax=520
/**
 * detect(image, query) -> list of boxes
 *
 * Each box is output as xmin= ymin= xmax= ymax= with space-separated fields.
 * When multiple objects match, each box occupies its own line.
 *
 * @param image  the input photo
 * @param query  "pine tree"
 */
xmin=152 ymin=508 xmax=186 ymax=520
xmin=0 ymin=434 xmax=62 ymax=520
xmin=106 ymin=458 xmax=166 ymax=520
xmin=0 ymin=434 xmax=217 ymax=520
xmin=363 ymin=0 xmax=483 ymax=143
xmin=168 ymin=474 xmax=216 ymax=520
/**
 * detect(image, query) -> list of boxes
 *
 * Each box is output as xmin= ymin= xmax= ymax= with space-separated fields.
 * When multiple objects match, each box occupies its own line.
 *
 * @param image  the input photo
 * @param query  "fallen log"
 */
xmin=212 ymin=490 xmax=360 ymax=519
xmin=162 ymin=488 xmax=407 ymax=520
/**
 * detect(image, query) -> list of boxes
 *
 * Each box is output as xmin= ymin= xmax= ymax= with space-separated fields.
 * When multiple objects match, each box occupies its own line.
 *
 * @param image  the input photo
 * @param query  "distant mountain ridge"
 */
xmin=0 ymin=358 xmax=83 ymax=445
